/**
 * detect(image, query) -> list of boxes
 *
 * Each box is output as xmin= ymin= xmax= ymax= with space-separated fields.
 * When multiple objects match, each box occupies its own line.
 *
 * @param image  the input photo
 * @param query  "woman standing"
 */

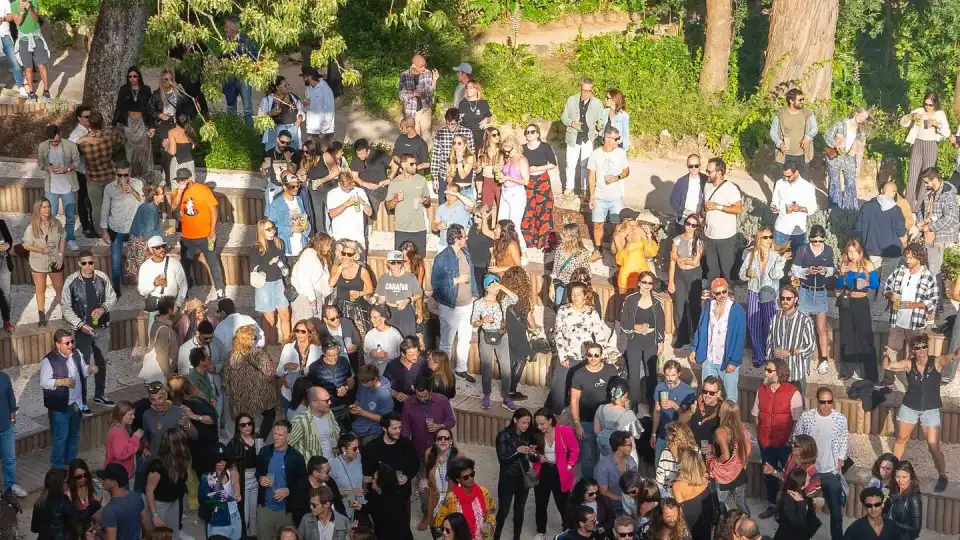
xmin=427 ymin=350 xmax=457 ymax=399
xmin=655 ymin=421 xmax=697 ymax=497
xmin=199 ymin=446 xmax=242 ymax=540
xmin=433 ymin=457 xmax=497 ymax=540
xmin=551 ymin=222 xmax=591 ymax=306
xmin=521 ymin=124 xmax=559 ymax=251
xmin=277 ymin=319 xmax=322 ymax=411
xmin=476 ymin=128 xmax=503 ymax=209
xmin=300 ymin=139 xmax=341 ymax=234
xmin=710 ymin=400 xmax=751 ymax=515
xmin=375 ymin=250 xmax=423 ymax=339
xmin=488 ymin=220 xmax=522 ymax=277
xmin=458 ymin=81 xmax=492 ymax=149
xmin=225 ymin=414 xmax=261 ymax=537
xmin=773 ymin=469 xmax=820 ymax=540
xmin=260 ymin=76 xmax=305 ymax=150
xmin=594 ymin=377 xmax=642 ymax=463
xmin=23 ymin=198 xmax=65 ymax=327
xmin=439 ymin=513 xmax=472 ymax=540
xmin=594 ymin=431 xmax=638 ymax=516
xmin=330 ymin=433 xmax=365 ymax=520
xmin=620 ymin=270 xmax=666 ymax=407
xmin=497 ymin=137 xmax=530 ymax=256
xmin=602 ymin=90 xmax=631 ymax=151
xmin=399 ymin=240 xmax=428 ymax=338
xmin=113 ymin=66 xmax=154 ymax=179
xmin=671 ymin=448 xmax=713 ymax=540
xmin=145 ymin=428 xmax=190 ymax=539
xmin=291 ymin=232 xmax=334 ymax=321
xmin=739 ymin=227 xmax=786 ymax=367
xmin=420 ymin=427 xmax=461 ymax=533
xmin=222 ymin=325 xmax=279 ymax=438
xmin=467 ymin=205 xmax=496 ymax=293
xmin=330 ymin=240 xmax=375 ymax=335
xmin=167 ymin=375 xmax=219 ymax=478
xmin=836 ymin=239 xmax=879 ymax=383
xmin=824 ymin=107 xmax=872 ymax=209
xmin=532 ymin=408 xmax=579 ymax=539
xmin=363 ymin=307 xmax=404 ymax=376
xmin=667 ymin=213 xmax=703 ymax=347
xmin=163 ymin=114 xmax=197 ymax=186
xmin=501 ymin=266 xmax=538 ymax=402
xmin=252 ymin=219 xmax=293 ymax=344
xmin=614 ymin=218 xmax=659 ymax=294
xmin=32 ymin=469 xmax=99 ymax=540
xmin=471 ymin=275 xmax=519 ymax=411
xmin=549 ymin=282 xmax=612 ymax=414
xmin=885 ymin=460 xmax=922 ymax=540
xmin=65 ymin=459 xmax=98 ymax=512
xmin=493 ymin=408 xmax=536 ymax=540
xmin=791 ymin=224 xmax=834 ymax=374
xmin=103 ymin=401 xmax=143 ymax=478
xmin=900 ymin=92 xmax=951 ymax=206
xmin=149 ymin=69 xmax=196 ymax=186
xmin=125 ymin=183 xmax=172 ymax=283
xmin=448 ymin=135 xmax=478 ymax=201
xmin=868 ymin=453 xmax=898 ymax=495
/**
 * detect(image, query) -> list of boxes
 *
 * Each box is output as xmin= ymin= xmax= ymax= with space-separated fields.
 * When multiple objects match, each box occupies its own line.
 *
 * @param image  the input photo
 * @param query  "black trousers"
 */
xmin=76 ymin=171 xmax=95 ymax=232
xmin=494 ymin=473 xmax=529 ymax=540
xmin=180 ymin=236 xmax=225 ymax=290
xmin=534 ymin=463 xmax=568 ymax=534
xmin=74 ymin=329 xmax=108 ymax=400
xmin=395 ymin=230 xmax=427 ymax=257
xmin=703 ymin=235 xmax=737 ymax=281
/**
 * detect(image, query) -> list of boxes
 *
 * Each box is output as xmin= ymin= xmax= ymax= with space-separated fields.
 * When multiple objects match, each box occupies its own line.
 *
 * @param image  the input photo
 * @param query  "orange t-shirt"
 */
xmin=179 ymin=183 xmax=218 ymax=240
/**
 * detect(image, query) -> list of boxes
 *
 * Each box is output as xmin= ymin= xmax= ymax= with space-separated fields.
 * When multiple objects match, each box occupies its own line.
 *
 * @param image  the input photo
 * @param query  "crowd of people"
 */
xmin=0 ymin=11 xmax=960 ymax=540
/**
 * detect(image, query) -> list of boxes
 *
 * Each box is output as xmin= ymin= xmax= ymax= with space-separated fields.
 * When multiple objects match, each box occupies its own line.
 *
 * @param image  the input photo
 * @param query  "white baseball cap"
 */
xmin=453 ymin=62 xmax=472 ymax=75
xmin=147 ymin=236 xmax=166 ymax=248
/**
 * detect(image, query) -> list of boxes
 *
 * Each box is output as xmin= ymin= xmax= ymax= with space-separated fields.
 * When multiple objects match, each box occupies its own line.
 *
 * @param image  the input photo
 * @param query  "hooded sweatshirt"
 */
xmin=857 ymin=195 xmax=907 ymax=257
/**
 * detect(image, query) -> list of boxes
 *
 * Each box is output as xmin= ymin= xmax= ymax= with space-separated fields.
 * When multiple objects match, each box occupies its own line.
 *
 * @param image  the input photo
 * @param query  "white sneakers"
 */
xmin=816 ymin=360 xmax=829 ymax=376
xmin=17 ymin=86 xmax=27 ymax=98
xmin=10 ymin=484 xmax=27 ymax=497
xmin=66 ymin=240 xmax=80 ymax=252
xmin=532 ymin=534 xmax=546 ymax=540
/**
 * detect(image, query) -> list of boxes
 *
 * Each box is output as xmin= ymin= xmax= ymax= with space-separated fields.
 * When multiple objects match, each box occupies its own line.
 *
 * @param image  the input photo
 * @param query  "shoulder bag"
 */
xmin=482 ymin=302 xmax=506 ymax=345
xmin=144 ymin=257 xmax=170 ymax=312
xmin=510 ymin=438 xmax=539 ymax=489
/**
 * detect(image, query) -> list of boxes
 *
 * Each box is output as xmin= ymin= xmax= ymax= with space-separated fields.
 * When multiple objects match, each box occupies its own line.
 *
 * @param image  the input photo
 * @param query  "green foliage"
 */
xmin=192 ymin=115 xmax=264 ymax=170
xmin=465 ymin=0 xmax=637 ymax=27
xmin=943 ymin=246 xmax=960 ymax=282
xmin=473 ymin=44 xmax=570 ymax=124
xmin=37 ymin=0 xmax=99 ymax=25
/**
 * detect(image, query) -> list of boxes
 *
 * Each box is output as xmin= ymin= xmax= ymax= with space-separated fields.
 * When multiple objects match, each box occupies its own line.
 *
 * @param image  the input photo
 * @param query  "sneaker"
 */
xmin=42 ymin=91 xmax=51 ymax=102
xmin=94 ymin=397 xmax=116 ymax=407
xmin=758 ymin=506 xmax=777 ymax=519
xmin=10 ymin=484 xmax=27 ymax=497
xmin=942 ymin=378 xmax=953 ymax=386
xmin=501 ymin=399 xmax=517 ymax=411
xmin=83 ymin=229 xmax=99 ymax=239
xmin=17 ymin=86 xmax=27 ymax=98
xmin=66 ymin=240 xmax=80 ymax=252
xmin=935 ymin=476 xmax=948 ymax=492
xmin=80 ymin=407 xmax=94 ymax=417
xmin=27 ymin=92 xmax=37 ymax=103
xmin=509 ymin=391 xmax=528 ymax=401
xmin=455 ymin=371 xmax=476 ymax=384
xmin=816 ymin=360 xmax=829 ymax=375
xmin=481 ymin=394 xmax=491 ymax=409
xmin=533 ymin=534 xmax=546 ymax=540
xmin=216 ymin=288 xmax=225 ymax=299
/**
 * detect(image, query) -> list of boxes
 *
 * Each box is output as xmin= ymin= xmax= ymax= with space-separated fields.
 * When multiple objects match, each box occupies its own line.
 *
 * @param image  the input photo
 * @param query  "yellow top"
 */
xmin=616 ymin=237 xmax=659 ymax=291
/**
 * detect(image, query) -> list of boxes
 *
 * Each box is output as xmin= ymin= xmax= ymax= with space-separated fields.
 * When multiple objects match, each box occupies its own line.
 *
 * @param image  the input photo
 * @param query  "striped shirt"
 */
xmin=655 ymin=448 xmax=681 ymax=496
xmin=766 ymin=308 xmax=817 ymax=382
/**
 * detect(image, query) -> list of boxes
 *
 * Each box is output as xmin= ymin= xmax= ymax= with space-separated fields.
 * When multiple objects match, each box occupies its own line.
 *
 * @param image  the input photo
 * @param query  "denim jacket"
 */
xmin=431 ymin=246 xmax=479 ymax=308
xmin=266 ymin=194 xmax=312 ymax=256
xmin=128 ymin=202 xmax=163 ymax=238
xmin=602 ymin=108 xmax=631 ymax=150
xmin=737 ymin=248 xmax=786 ymax=302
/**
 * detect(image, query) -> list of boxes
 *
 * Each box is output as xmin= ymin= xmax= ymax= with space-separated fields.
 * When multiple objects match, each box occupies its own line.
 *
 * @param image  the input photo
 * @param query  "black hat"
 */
xmin=97 ymin=463 xmax=129 ymax=487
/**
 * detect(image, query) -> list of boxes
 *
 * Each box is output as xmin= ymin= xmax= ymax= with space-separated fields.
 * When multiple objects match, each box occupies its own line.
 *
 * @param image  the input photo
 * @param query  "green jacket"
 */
xmin=37 ymin=139 xmax=81 ymax=193
xmin=288 ymin=408 xmax=340 ymax=461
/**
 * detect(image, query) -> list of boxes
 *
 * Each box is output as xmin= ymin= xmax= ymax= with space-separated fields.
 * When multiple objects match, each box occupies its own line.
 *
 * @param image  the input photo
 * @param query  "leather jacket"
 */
xmin=885 ymin=490 xmax=922 ymax=540
xmin=495 ymin=426 xmax=535 ymax=478
xmin=31 ymin=493 xmax=100 ymax=540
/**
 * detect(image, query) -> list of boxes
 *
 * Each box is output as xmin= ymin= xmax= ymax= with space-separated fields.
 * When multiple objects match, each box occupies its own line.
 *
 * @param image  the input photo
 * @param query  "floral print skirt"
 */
xmin=521 ymin=172 xmax=556 ymax=250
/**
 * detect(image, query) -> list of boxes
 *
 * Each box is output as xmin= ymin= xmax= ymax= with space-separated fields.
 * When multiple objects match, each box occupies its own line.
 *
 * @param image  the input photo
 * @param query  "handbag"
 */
xmin=823 ymin=145 xmax=839 ymax=160
xmin=284 ymin=280 xmax=299 ymax=303
xmin=522 ymin=463 xmax=539 ymax=489
xmin=138 ymin=325 xmax=167 ymax=383
xmin=250 ymin=265 xmax=267 ymax=288
xmin=481 ymin=303 xmax=505 ymax=345
xmin=144 ymin=257 xmax=170 ymax=312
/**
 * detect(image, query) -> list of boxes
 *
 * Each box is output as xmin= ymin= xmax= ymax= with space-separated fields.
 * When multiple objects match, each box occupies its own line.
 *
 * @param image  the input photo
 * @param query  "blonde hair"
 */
xmin=159 ymin=68 xmax=177 ymax=99
xmin=30 ymin=198 xmax=63 ymax=238
xmin=500 ymin=135 xmax=519 ymax=154
xmin=717 ymin=399 xmax=748 ymax=464
xmin=843 ymin=238 xmax=869 ymax=274
xmin=256 ymin=218 xmax=283 ymax=256
xmin=337 ymin=171 xmax=356 ymax=190
xmin=232 ymin=325 xmax=257 ymax=354
xmin=448 ymin=135 xmax=470 ymax=166
xmin=664 ymin=421 xmax=697 ymax=455
xmin=309 ymin=232 xmax=335 ymax=269
xmin=747 ymin=226 xmax=772 ymax=269
xmin=675 ymin=448 xmax=708 ymax=486
xmin=111 ymin=401 xmax=135 ymax=431
xmin=167 ymin=374 xmax=200 ymax=404
xmin=466 ymin=80 xmax=484 ymax=100
xmin=559 ymin=222 xmax=586 ymax=255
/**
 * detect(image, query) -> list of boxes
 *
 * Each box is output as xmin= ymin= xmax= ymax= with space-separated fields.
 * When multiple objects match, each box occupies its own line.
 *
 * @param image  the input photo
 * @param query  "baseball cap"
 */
xmin=97 ymin=463 xmax=129 ymax=487
xmin=175 ymin=168 xmax=193 ymax=180
xmin=147 ymin=236 xmax=166 ymax=248
xmin=453 ymin=62 xmax=472 ymax=75
xmin=386 ymin=250 xmax=405 ymax=262
xmin=483 ymin=273 xmax=500 ymax=289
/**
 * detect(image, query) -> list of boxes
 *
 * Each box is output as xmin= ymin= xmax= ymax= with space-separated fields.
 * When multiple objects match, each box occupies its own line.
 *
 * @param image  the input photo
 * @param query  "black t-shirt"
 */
xmin=522 ymin=142 xmax=557 ymax=169
xmin=571 ymin=363 xmax=619 ymax=422
xmin=80 ymin=275 xmax=102 ymax=323
xmin=688 ymin=402 xmax=720 ymax=445
xmin=273 ymin=95 xmax=300 ymax=125
xmin=252 ymin=241 xmax=287 ymax=282
xmin=350 ymin=151 xmax=391 ymax=183
xmin=458 ymin=99 xmax=491 ymax=131
xmin=139 ymin=458 xmax=186 ymax=502
xmin=266 ymin=148 xmax=303 ymax=186
xmin=393 ymin=135 xmax=429 ymax=167
xmin=467 ymin=227 xmax=493 ymax=269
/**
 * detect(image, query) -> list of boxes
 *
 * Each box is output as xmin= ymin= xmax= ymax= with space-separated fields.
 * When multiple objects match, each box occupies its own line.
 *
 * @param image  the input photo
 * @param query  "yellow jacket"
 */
xmin=616 ymin=237 xmax=659 ymax=291
xmin=432 ymin=486 xmax=497 ymax=535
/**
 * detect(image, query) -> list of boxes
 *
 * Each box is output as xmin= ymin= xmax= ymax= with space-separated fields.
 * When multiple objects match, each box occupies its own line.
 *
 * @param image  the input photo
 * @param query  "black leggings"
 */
xmin=534 ymin=463 xmax=568 ymax=534
xmin=494 ymin=473 xmax=529 ymax=540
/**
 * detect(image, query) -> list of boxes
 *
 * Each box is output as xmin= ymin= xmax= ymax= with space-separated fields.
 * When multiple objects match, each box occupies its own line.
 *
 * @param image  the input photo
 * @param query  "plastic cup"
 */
xmin=659 ymin=391 xmax=669 ymax=403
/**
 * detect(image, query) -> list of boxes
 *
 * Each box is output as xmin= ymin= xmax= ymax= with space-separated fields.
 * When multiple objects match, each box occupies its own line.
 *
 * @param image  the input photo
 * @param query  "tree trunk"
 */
xmin=81 ymin=0 xmax=150 ymax=120
xmin=761 ymin=0 xmax=839 ymax=101
xmin=699 ymin=0 xmax=734 ymax=94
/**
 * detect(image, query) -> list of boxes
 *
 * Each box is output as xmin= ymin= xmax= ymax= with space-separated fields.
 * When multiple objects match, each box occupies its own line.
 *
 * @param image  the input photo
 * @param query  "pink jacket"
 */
xmin=532 ymin=424 xmax=580 ymax=492
xmin=103 ymin=425 xmax=142 ymax=478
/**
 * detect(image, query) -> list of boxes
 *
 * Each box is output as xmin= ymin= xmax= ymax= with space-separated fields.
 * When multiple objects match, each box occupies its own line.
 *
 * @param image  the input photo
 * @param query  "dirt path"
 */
xmin=476 ymin=11 xmax=634 ymax=48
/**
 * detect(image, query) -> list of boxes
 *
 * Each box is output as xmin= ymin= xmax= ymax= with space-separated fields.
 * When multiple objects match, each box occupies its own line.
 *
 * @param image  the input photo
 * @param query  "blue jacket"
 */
xmin=0 ymin=371 xmax=15 ymax=432
xmin=198 ymin=473 xmax=240 ymax=527
xmin=255 ymin=444 xmax=309 ymax=522
xmin=431 ymin=246 xmax=479 ymax=308
xmin=669 ymin=172 xmax=708 ymax=219
xmin=602 ymin=108 xmax=631 ymax=150
xmin=691 ymin=299 xmax=746 ymax=369
xmin=856 ymin=197 xmax=906 ymax=258
xmin=266 ymin=195 xmax=312 ymax=256
xmin=128 ymin=201 xmax=163 ymax=238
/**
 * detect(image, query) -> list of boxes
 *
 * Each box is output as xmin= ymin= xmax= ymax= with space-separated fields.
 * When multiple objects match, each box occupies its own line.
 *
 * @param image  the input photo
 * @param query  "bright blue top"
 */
xmin=836 ymin=269 xmax=880 ymax=291
xmin=264 ymin=449 xmax=288 ymax=510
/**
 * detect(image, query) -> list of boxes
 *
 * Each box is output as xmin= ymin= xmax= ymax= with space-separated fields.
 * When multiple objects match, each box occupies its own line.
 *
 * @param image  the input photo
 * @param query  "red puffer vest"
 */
xmin=756 ymin=382 xmax=798 ymax=448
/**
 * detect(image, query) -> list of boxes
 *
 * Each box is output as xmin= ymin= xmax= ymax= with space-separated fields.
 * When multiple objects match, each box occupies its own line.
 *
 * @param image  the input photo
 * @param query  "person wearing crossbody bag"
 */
xmin=470 ymin=275 xmax=520 ymax=411
xmin=137 ymin=236 xmax=188 ymax=330
xmin=702 ymin=158 xmax=743 ymax=281
xmin=494 ymin=408 xmax=536 ymax=540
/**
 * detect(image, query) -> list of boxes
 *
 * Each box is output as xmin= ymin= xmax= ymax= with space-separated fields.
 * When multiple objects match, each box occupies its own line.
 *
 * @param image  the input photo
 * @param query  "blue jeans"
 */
xmin=700 ymin=361 xmax=740 ymax=403
xmin=223 ymin=79 xmax=254 ymax=127
xmin=48 ymin=406 xmax=82 ymax=469
xmin=772 ymin=229 xmax=807 ymax=254
xmin=1 ymin=36 xmax=23 ymax=88
xmin=759 ymin=445 xmax=791 ymax=506
xmin=108 ymin=230 xmax=128 ymax=292
xmin=46 ymin=192 xmax=76 ymax=241
xmin=207 ymin=506 xmax=243 ymax=540
xmin=0 ymin=425 xmax=15 ymax=489
xmin=579 ymin=421 xmax=597 ymax=479
xmin=820 ymin=471 xmax=846 ymax=540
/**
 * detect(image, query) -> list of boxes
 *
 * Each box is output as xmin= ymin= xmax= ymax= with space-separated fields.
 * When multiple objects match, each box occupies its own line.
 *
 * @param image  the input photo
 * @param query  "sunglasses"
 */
xmin=79 ymin=261 xmax=95 ymax=266
xmin=239 ymin=421 xmax=253 ymax=427
xmin=436 ymin=435 xmax=452 ymax=441
xmin=341 ymin=252 xmax=356 ymax=257
xmin=62 ymin=340 xmax=75 ymax=345
xmin=765 ymin=368 xmax=776 ymax=373
xmin=685 ymin=221 xmax=698 ymax=227
xmin=779 ymin=295 xmax=796 ymax=301
xmin=442 ymin=527 xmax=453 ymax=534
xmin=810 ymin=239 xmax=824 ymax=244
xmin=295 ymin=328 xmax=309 ymax=334
xmin=264 ymin=227 xmax=275 ymax=232
xmin=403 ymin=161 xmax=417 ymax=167
xmin=761 ymin=235 xmax=773 ymax=240
xmin=453 ymin=141 xmax=465 ymax=146
xmin=703 ymin=389 xmax=719 ymax=396
xmin=278 ymin=139 xmax=291 ymax=145
xmin=585 ymin=490 xmax=598 ymax=497
xmin=74 ymin=473 xmax=89 ymax=479
xmin=688 ymin=163 xmax=700 ymax=169
xmin=525 ymin=130 xmax=538 ymax=135
xmin=607 ymin=136 xmax=621 ymax=141
xmin=712 ymin=290 xmax=727 ymax=296
xmin=640 ymin=280 xmax=655 ymax=286
xmin=490 ymin=133 xmax=500 ymax=138
xmin=325 ymin=316 xmax=339 ymax=322
xmin=818 ymin=399 xmax=834 ymax=405
xmin=616 ymin=533 xmax=635 ymax=538
xmin=863 ymin=501 xmax=883 ymax=509
xmin=117 ymin=173 xmax=130 ymax=178
xmin=625 ymin=489 xmax=638 ymax=496
xmin=459 ymin=472 xmax=475 ymax=480
xmin=586 ymin=353 xmax=602 ymax=358
xmin=913 ymin=344 xmax=928 ymax=350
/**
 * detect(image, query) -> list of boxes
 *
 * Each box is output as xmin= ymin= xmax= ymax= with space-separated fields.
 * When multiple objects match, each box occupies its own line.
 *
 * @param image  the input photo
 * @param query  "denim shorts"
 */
xmin=897 ymin=404 xmax=940 ymax=427
xmin=799 ymin=287 xmax=828 ymax=314
xmin=254 ymin=279 xmax=290 ymax=312
xmin=591 ymin=198 xmax=624 ymax=224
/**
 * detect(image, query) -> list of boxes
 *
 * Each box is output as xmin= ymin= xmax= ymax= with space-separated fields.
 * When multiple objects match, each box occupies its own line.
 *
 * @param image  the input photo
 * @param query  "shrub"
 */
xmin=192 ymin=115 xmax=264 ymax=171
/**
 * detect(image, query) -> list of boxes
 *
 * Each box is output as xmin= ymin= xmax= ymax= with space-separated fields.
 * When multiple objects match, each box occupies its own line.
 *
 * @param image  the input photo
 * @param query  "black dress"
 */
xmin=619 ymin=294 xmax=665 ymax=407
xmin=680 ymin=485 xmax=714 ymax=540
xmin=362 ymin=488 xmax=413 ymax=540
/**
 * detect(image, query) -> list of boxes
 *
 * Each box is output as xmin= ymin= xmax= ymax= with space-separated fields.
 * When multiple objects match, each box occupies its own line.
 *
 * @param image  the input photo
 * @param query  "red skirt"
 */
xmin=521 ymin=172 xmax=556 ymax=250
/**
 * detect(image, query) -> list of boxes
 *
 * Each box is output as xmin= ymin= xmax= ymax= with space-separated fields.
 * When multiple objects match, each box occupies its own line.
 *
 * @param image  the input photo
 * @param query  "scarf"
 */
xmin=451 ymin=483 xmax=487 ymax=539
xmin=877 ymin=194 xmax=897 ymax=211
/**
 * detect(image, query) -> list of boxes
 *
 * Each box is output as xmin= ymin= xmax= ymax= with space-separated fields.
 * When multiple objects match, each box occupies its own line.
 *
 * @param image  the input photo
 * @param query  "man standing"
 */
xmin=587 ymin=126 xmax=630 ymax=261
xmin=433 ymin=184 xmax=475 ymax=250
xmin=792 ymin=387 xmax=850 ymax=540
xmin=431 ymin=224 xmax=478 ymax=383
xmin=391 ymin=116 xmax=431 ymax=177
xmin=37 ymin=124 xmax=81 ymax=251
xmin=917 ymin=167 xmax=958 ymax=315
xmin=256 ymin=420 xmax=309 ymax=540
xmin=350 ymin=138 xmax=392 ymax=224
xmin=560 ymin=79 xmax=603 ymax=198
xmin=62 ymin=250 xmax=118 ymax=411
xmin=752 ymin=358 xmax=802 ymax=520
xmin=770 ymin=162 xmax=817 ymax=252
xmin=570 ymin=341 xmax=620 ymax=481
xmin=702 ymin=158 xmax=743 ymax=280
xmin=401 ymin=375 xmax=456 ymax=459
xmin=98 ymin=463 xmax=146 ymax=540
xmin=315 ymin=304 xmax=361 ymax=367
xmin=680 ymin=375 xmax=724 ymax=452
xmin=882 ymin=243 xmax=938 ymax=374
xmin=11 ymin=0 xmax=51 ymax=102
xmin=384 ymin=338 xmax=427 ymax=414
xmin=76 ymin=112 xmax=117 ymax=235
xmin=842 ymin=487 xmax=899 ymax=540
xmin=668 ymin=154 xmax=707 ymax=229
xmin=100 ymin=161 xmax=144 ymax=293
xmin=302 ymin=67 xmax=335 ymax=144
xmin=766 ymin=284 xmax=816 ymax=394
xmin=360 ymin=412 xmax=420 ymax=520
xmin=770 ymin=88 xmax=818 ymax=179
xmin=398 ymin=54 xmax=438 ymax=145
xmin=326 ymin=173 xmax=373 ymax=249
xmin=690 ymin=278 xmax=746 ymax=402
xmin=429 ymin=108 xmax=474 ymax=202
xmin=40 ymin=329 xmax=97 ymax=468
xmin=186 ymin=347 xmax=218 ymax=405
xmin=858 ymin=181 xmax=907 ymax=317
xmin=141 ymin=382 xmax=198 ymax=457
xmin=289 ymin=386 xmax=340 ymax=461
xmin=0 ymin=368 xmax=25 ymax=496
xmin=349 ymin=364 xmax=395 ymax=445
xmin=172 ymin=168 xmax=225 ymax=297
xmin=650 ymin=360 xmax=695 ymax=466
xmin=137 ymin=237 xmax=188 ymax=330
xmin=177 ymin=320 xmax=227 ymax=377
xmin=452 ymin=62 xmax=471 ymax=106
xmin=68 ymin=106 xmax=98 ymax=238
xmin=386 ymin=154 xmax=432 ymax=253
xmin=0 ymin=0 xmax=25 ymax=98
xmin=222 ymin=18 xmax=258 ymax=126
xmin=214 ymin=298 xmax=266 ymax=351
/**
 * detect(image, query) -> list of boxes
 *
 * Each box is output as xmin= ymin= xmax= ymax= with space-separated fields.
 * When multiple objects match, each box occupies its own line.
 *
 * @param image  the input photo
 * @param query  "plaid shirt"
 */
xmin=883 ymin=265 xmax=938 ymax=330
xmin=398 ymin=68 xmax=436 ymax=117
xmin=918 ymin=181 xmax=960 ymax=245
xmin=429 ymin=126 xmax=475 ymax=184
xmin=399 ymin=394 xmax=456 ymax=457
xmin=77 ymin=130 xmax=116 ymax=183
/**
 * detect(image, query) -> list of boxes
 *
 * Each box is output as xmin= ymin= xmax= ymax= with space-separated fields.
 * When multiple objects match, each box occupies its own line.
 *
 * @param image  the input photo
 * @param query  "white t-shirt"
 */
xmin=363 ymin=326 xmax=403 ymax=376
xmin=811 ymin=413 xmax=837 ymax=473
xmin=703 ymin=181 xmax=741 ymax=239
xmin=895 ymin=270 xmax=922 ymax=329
xmin=47 ymin=145 xmax=73 ymax=194
xmin=844 ymin=119 xmax=858 ymax=153
xmin=304 ymin=80 xmax=335 ymax=135
xmin=0 ymin=1 xmax=11 ymax=38
xmin=326 ymin=187 xmax=370 ymax=248
xmin=770 ymin=176 xmax=817 ymax=236
xmin=683 ymin=174 xmax=701 ymax=217
xmin=284 ymin=197 xmax=304 ymax=255
xmin=587 ymin=146 xmax=628 ymax=201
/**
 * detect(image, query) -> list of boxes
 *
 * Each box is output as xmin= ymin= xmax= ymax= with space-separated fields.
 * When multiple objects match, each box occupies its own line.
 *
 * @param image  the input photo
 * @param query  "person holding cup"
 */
xmin=327 ymin=172 xmax=372 ymax=250
xmin=881 ymin=243 xmax=938 ymax=387
xmin=650 ymin=360 xmax=695 ymax=467
xmin=255 ymin=420 xmax=309 ymax=540
xmin=22 ymin=198 xmax=65 ymax=327
xmin=431 ymin=223 xmax=481 ymax=384
xmin=266 ymin=173 xmax=312 ymax=259
xmin=900 ymin=91 xmax=951 ymax=206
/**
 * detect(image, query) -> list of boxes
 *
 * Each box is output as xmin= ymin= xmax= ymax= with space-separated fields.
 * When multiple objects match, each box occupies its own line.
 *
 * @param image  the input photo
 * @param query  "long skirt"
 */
xmin=747 ymin=291 xmax=776 ymax=367
xmin=123 ymin=235 xmax=151 ymax=284
xmin=122 ymin=116 xmax=155 ymax=181
xmin=838 ymin=295 xmax=878 ymax=383
xmin=521 ymin=172 xmax=556 ymax=250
